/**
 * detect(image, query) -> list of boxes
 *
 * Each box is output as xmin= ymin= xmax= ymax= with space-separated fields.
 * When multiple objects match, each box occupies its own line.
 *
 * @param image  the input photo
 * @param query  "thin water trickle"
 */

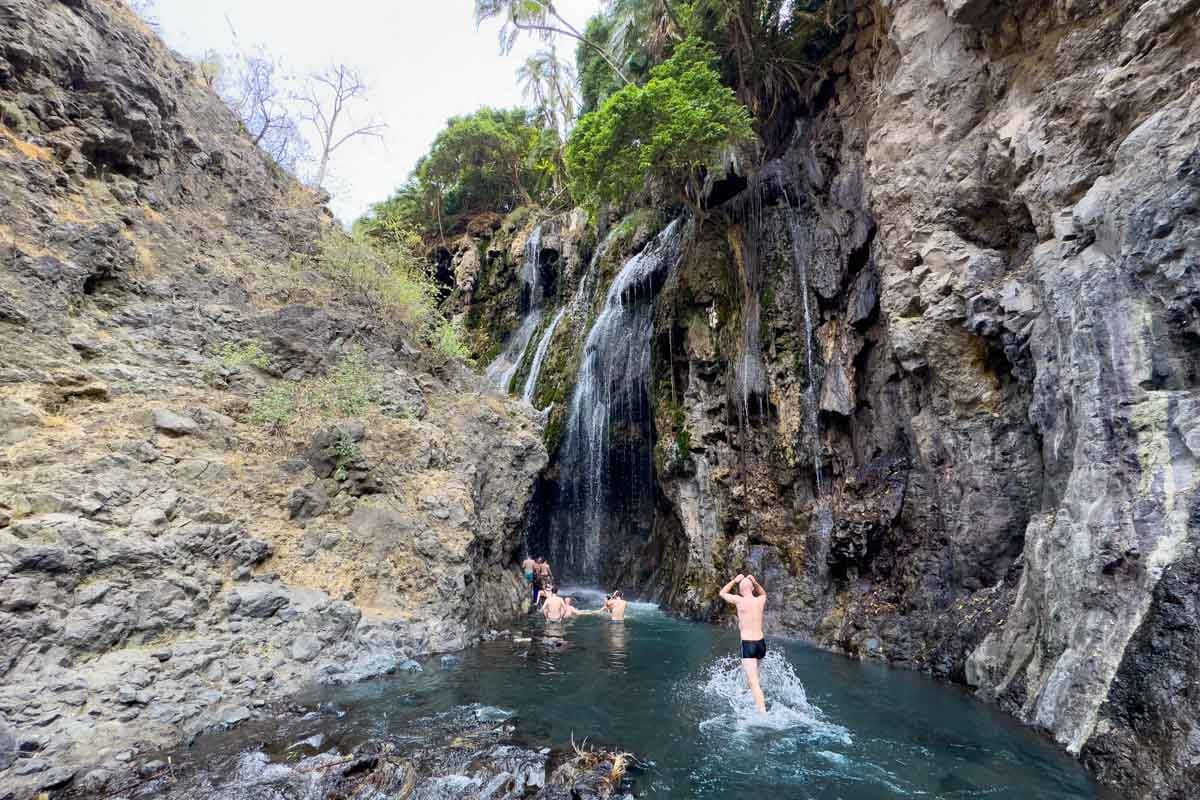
xmin=486 ymin=224 xmax=544 ymax=393
xmin=548 ymin=219 xmax=684 ymax=582
xmin=522 ymin=305 xmax=566 ymax=406
xmin=778 ymin=177 xmax=825 ymax=493
xmin=156 ymin=601 xmax=1107 ymax=800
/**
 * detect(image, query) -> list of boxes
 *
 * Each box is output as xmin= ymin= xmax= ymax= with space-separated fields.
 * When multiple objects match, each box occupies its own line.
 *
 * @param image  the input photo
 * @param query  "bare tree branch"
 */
xmin=297 ymin=64 xmax=387 ymax=190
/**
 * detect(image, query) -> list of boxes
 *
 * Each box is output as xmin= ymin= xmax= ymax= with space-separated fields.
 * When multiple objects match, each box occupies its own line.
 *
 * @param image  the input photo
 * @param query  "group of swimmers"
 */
xmin=520 ymin=557 xmax=769 ymax=714
xmin=520 ymin=556 xmax=628 ymax=623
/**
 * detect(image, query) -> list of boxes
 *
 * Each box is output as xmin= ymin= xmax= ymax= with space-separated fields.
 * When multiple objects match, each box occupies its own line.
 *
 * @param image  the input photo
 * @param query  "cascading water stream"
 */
xmin=548 ymin=219 xmax=684 ymax=581
xmin=522 ymin=306 xmax=566 ymax=406
xmin=485 ymin=224 xmax=544 ymax=393
xmin=778 ymin=179 xmax=824 ymax=494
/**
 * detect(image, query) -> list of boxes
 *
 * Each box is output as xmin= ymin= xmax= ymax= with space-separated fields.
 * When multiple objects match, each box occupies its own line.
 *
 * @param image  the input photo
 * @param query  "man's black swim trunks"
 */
xmin=741 ymin=639 xmax=766 ymax=660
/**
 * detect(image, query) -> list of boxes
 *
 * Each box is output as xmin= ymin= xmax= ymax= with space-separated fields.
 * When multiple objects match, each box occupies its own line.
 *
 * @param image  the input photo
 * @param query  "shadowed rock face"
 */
xmin=641 ymin=1 xmax=1199 ymax=796
xmin=0 ymin=1 xmax=545 ymax=796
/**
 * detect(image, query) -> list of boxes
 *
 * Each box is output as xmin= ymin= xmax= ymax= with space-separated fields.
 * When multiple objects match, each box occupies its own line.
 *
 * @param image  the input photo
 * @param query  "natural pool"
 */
xmin=157 ymin=591 xmax=1106 ymax=799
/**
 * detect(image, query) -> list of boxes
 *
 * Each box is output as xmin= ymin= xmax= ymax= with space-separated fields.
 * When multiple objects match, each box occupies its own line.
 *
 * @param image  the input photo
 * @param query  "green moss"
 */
xmin=248 ymin=348 xmax=376 ymax=433
xmin=217 ymin=340 xmax=270 ymax=370
xmin=502 ymin=205 xmax=534 ymax=231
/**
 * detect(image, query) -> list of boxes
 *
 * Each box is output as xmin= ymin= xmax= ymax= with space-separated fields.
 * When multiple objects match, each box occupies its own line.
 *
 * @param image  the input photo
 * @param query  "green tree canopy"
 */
xmin=566 ymin=36 xmax=754 ymax=215
xmin=358 ymin=107 xmax=562 ymax=241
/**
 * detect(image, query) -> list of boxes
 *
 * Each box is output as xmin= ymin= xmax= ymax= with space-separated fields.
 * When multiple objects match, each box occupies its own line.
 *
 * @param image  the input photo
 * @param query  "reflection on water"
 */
xmin=159 ymin=596 xmax=1110 ymax=800
xmin=605 ymin=619 xmax=627 ymax=670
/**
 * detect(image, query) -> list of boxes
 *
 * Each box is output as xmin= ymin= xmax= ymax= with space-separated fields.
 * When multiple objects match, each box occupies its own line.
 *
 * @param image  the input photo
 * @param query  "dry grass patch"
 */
xmin=0 ymin=124 xmax=52 ymax=161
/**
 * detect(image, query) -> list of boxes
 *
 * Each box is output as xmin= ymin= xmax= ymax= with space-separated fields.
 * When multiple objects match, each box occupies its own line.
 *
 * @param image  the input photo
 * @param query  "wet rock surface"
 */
xmin=0 ymin=1 xmax=545 ymax=797
xmin=74 ymin=703 xmax=635 ymax=800
xmin=639 ymin=3 xmax=1200 ymax=796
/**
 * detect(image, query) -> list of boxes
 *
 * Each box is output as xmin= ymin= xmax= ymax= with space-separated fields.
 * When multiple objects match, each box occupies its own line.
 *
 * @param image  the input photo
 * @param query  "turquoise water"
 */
xmin=169 ymin=592 xmax=1106 ymax=799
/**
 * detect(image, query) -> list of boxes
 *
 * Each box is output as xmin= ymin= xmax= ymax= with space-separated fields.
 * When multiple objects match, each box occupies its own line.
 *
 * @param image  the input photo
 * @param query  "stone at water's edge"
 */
xmin=127 ymin=704 xmax=633 ymax=800
xmin=0 ymin=1 xmax=546 ymax=797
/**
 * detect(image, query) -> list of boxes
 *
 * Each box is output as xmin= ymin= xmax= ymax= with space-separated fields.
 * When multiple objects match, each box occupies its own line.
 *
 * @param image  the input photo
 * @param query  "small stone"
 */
xmin=227 ymin=584 xmax=290 ymax=619
xmin=37 ymin=766 xmax=80 ymax=790
xmin=152 ymin=408 xmax=198 ymax=436
xmin=67 ymin=333 xmax=104 ymax=358
xmin=1 ymin=577 xmax=39 ymax=611
xmin=398 ymin=659 xmax=423 ymax=673
xmin=14 ymin=757 xmax=49 ymax=775
xmin=286 ymin=484 xmax=328 ymax=522
xmin=131 ymin=505 xmax=168 ymax=529
xmin=290 ymin=635 xmax=322 ymax=663
xmin=222 ymin=706 xmax=251 ymax=726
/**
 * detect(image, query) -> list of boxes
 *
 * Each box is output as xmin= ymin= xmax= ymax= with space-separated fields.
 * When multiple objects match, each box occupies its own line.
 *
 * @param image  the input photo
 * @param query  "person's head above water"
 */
xmin=738 ymin=576 xmax=755 ymax=596
xmin=611 ymin=590 xmax=622 ymax=599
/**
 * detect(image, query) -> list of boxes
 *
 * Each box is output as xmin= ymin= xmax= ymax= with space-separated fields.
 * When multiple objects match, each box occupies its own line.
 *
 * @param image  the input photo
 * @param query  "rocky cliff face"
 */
xmin=0 ymin=1 xmax=545 ymax=796
xmin=458 ymin=0 xmax=1199 ymax=795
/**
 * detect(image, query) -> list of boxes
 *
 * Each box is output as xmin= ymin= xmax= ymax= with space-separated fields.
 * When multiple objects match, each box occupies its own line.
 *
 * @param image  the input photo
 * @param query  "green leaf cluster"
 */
xmin=356 ymin=107 xmax=563 ymax=241
xmin=566 ymin=37 xmax=754 ymax=213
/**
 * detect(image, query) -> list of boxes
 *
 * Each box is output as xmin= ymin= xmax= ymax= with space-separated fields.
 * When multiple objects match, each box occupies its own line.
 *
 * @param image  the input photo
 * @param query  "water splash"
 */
xmin=486 ymin=224 xmax=544 ymax=393
xmin=697 ymin=651 xmax=850 ymax=743
xmin=548 ymin=219 xmax=684 ymax=581
xmin=522 ymin=305 xmax=567 ymax=406
xmin=777 ymin=178 xmax=824 ymax=494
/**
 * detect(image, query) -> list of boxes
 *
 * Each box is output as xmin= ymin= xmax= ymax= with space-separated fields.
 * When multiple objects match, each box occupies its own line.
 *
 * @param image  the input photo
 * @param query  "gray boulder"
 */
xmin=152 ymin=408 xmax=198 ymax=436
xmin=227 ymin=584 xmax=290 ymax=619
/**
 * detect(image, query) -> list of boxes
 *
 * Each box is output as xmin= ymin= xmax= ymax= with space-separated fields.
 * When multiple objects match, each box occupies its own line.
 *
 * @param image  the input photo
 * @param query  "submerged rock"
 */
xmin=115 ymin=705 xmax=635 ymax=800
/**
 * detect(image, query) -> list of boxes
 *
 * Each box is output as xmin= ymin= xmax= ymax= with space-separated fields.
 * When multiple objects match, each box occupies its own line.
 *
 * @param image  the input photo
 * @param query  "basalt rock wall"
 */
xmin=0 ymin=2 xmax=545 ymax=797
xmin=643 ymin=1 xmax=1200 ymax=797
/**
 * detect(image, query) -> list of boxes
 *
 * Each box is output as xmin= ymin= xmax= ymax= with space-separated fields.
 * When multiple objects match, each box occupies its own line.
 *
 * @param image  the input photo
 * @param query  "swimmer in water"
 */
xmin=603 ymin=590 xmax=627 ymax=622
xmin=719 ymin=574 xmax=768 ymax=714
xmin=541 ymin=585 xmax=567 ymax=622
xmin=562 ymin=597 xmax=583 ymax=618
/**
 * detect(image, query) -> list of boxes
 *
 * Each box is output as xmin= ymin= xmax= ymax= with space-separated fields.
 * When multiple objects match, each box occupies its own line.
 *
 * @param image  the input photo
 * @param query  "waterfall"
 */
xmin=548 ymin=219 xmax=683 ymax=582
xmin=485 ymin=224 xmax=544 ymax=393
xmin=724 ymin=181 xmax=770 ymax=428
xmin=522 ymin=306 xmax=566 ymax=406
xmin=778 ymin=179 xmax=824 ymax=493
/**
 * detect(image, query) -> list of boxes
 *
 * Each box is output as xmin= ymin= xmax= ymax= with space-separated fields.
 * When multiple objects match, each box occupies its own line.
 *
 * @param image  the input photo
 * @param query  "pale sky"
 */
xmin=147 ymin=0 xmax=603 ymax=224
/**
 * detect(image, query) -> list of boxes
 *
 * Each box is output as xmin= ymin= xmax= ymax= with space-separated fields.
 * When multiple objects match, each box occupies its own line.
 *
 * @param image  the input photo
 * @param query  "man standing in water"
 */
xmin=522 ymin=556 xmax=537 ymax=605
xmin=541 ymin=585 xmax=567 ymax=622
xmin=603 ymin=590 xmax=628 ymax=622
xmin=719 ymin=573 xmax=768 ymax=714
xmin=536 ymin=557 xmax=553 ymax=586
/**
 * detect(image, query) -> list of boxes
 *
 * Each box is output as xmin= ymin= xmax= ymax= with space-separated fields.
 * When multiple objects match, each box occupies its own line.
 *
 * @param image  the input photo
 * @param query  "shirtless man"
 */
xmin=536 ymin=558 xmax=553 ymax=585
xmin=541 ymin=585 xmax=567 ymax=622
xmin=603 ymin=590 xmax=628 ymax=622
xmin=719 ymin=573 xmax=768 ymax=714
xmin=522 ymin=556 xmax=538 ymax=605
